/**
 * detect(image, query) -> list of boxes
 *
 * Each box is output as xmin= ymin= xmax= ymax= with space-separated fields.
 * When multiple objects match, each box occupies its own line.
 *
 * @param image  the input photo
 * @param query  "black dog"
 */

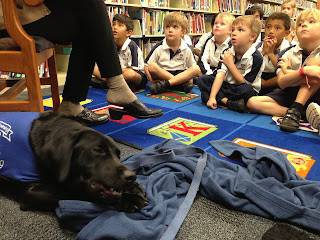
xmin=0 ymin=113 xmax=147 ymax=212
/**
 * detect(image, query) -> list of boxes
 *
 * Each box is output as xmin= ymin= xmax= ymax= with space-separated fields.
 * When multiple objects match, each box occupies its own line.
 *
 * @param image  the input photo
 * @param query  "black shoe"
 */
xmin=280 ymin=107 xmax=301 ymax=132
xmin=109 ymin=99 xmax=163 ymax=120
xmin=90 ymin=76 xmax=108 ymax=89
xmin=148 ymin=81 xmax=167 ymax=95
xmin=74 ymin=107 xmax=109 ymax=126
xmin=226 ymin=99 xmax=246 ymax=113
xmin=170 ymin=82 xmax=195 ymax=94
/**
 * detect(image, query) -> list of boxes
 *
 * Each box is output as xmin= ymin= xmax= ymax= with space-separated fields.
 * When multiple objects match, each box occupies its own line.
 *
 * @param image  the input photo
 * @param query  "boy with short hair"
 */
xmin=197 ymin=12 xmax=234 ymax=103
xmin=91 ymin=14 xmax=147 ymax=91
xmin=247 ymin=9 xmax=320 ymax=132
xmin=145 ymin=12 xmax=201 ymax=95
xmin=258 ymin=12 xmax=291 ymax=95
xmin=245 ymin=5 xmax=265 ymax=48
xmin=205 ymin=15 xmax=264 ymax=113
xmin=281 ymin=0 xmax=297 ymax=20
xmin=245 ymin=5 xmax=264 ymax=20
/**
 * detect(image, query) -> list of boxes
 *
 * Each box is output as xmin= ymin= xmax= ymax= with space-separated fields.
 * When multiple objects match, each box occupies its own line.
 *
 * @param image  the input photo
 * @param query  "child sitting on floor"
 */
xmin=197 ymin=12 xmax=234 ymax=103
xmin=90 ymin=14 xmax=147 ymax=91
xmin=144 ymin=12 xmax=201 ymax=95
xmin=205 ymin=15 xmax=264 ymax=113
xmin=247 ymin=9 xmax=320 ymax=133
xmin=258 ymin=12 xmax=291 ymax=95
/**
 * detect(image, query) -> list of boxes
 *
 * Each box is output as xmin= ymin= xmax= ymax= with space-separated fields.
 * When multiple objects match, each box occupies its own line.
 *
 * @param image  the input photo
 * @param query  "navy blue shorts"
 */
xmin=137 ymin=70 xmax=148 ymax=89
xmin=266 ymin=86 xmax=320 ymax=108
xmin=168 ymin=70 xmax=185 ymax=76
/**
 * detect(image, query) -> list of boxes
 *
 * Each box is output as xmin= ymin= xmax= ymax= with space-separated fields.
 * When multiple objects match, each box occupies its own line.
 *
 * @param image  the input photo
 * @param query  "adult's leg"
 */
xmin=24 ymin=0 xmax=162 ymax=121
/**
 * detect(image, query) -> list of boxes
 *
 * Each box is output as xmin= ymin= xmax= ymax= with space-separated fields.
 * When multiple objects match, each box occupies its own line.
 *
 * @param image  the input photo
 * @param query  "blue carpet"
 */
xmin=44 ymin=85 xmax=320 ymax=180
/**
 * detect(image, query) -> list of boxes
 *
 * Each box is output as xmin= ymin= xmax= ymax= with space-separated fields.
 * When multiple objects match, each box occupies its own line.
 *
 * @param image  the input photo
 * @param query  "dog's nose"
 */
xmin=124 ymin=170 xmax=136 ymax=183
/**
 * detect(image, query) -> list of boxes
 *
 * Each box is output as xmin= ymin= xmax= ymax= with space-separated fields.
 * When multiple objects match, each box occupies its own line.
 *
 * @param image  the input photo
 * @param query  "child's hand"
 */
xmin=219 ymin=50 xmax=234 ymax=68
xmin=278 ymin=56 xmax=292 ymax=73
xmin=263 ymin=36 xmax=277 ymax=54
xmin=206 ymin=98 xmax=217 ymax=109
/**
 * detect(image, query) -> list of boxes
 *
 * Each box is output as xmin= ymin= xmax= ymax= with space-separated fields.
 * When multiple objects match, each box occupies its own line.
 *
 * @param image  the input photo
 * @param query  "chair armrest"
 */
xmin=23 ymin=0 xmax=43 ymax=7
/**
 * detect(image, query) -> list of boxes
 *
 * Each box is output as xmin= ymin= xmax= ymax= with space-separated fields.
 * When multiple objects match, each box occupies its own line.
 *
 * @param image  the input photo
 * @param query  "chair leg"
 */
xmin=47 ymin=51 xmax=61 ymax=112
xmin=24 ymin=60 xmax=44 ymax=112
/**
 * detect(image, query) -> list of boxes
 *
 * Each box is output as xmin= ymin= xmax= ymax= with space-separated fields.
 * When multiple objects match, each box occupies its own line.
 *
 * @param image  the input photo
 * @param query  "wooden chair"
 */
xmin=0 ymin=0 xmax=60 ymax=112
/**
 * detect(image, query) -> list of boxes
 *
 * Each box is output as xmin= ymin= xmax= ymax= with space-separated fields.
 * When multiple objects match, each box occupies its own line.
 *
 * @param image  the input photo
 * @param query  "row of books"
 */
xmin=186 ymin=13 xmax=205 ymax=34
xmin=147 ymin=0 xmax=170 ymax=8
xmin=185 ymin=0 xmax=214 ymax=12
xmin=0 ymin=61 xmax=49 ymax=79
xmin=141 ymin=9 xmax=170 ymax=36
xmin=104 ymin=0 xmax=130 ymax=4
xmin=132 ymin=9 xmax=205 ymax=36
xmin=106 ymin=6 xmax=130 ymax=23
xmin=218 ymin=0 xmax=242 ymax=14
xmin=105 ymin=0 xmax=215 ymax=11
xmin=252 ymin=3 xmax=281 ymax=16
xmin=296 ymin=0 xmax=316 ymax=9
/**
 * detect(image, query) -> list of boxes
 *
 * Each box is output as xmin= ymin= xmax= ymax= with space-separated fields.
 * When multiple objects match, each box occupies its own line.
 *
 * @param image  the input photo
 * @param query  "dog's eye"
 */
xmin=91 ymin=147 xmax=106 ymax=156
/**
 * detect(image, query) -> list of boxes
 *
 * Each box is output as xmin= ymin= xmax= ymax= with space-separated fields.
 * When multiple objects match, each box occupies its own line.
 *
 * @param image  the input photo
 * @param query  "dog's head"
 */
xmin=66 ymin=130 xmax=137 ymax=203
xmin=31 ymin=114 xmax=137 ymax=204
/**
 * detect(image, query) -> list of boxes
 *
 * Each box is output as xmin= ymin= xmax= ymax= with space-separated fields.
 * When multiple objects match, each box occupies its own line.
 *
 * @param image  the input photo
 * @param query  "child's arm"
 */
xmin=277 ymin=68 xmax=304 ymax=88
xmin=207 ymin=71 xmax=225 ymax=109
xmin=198 ymin=44 xmax=213 ymax=75
xmin=278 ymin=65 xmax=320 ymax=88
xmin=221 ymin=50 xmax=245 ymax=84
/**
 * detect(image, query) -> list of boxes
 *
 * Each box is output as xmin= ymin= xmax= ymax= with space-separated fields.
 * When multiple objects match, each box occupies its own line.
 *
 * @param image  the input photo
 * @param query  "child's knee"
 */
xmin=246 ymin=96 xmax=260 ymax=110
xmin=123 ymin=69 xmax=141 ymax=82
xmin=190 ymin=65 xmax=201 ymax=75
xmin=148 ymin=63 xmax=159 ymax=73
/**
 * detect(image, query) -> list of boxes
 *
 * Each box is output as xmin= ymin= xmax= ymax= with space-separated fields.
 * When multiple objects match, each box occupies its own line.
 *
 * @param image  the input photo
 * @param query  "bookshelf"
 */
xmin=247 ymin=0 xmax=317 ymax=18
xmin=104 ymin=0 xmax=225 ymax=57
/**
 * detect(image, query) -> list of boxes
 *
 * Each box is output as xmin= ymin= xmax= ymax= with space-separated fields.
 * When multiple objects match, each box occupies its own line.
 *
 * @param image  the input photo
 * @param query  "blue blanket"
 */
xmin=56 ymin=139 xmax=320 ymax=239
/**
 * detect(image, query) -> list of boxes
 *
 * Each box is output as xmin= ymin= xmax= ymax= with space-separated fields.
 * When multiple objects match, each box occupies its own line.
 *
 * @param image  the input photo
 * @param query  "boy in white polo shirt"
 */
xmin=205 ymin=15 xmax=264 ymax=113
xmin=258 ymin=12 xmax=291 ymax=95
xmin=91 ymin=14 xmax=147 ymax=91
xmin=145 ymin=12 xmax=201 ymax=95
xmin=247 ymin=9 xmax=320 ymax=132
xmin=197 ymin=12 xmax=234 ymax=103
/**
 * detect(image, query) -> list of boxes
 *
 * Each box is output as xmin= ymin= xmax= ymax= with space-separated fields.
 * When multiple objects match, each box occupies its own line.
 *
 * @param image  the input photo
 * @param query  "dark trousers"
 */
xmin=197 ymin=74 xmax=215 ymax=104
xmin=0 ymin=0 xmax=122 ymax=102
xmin=198 ymin=74 xmax=256 ymax=104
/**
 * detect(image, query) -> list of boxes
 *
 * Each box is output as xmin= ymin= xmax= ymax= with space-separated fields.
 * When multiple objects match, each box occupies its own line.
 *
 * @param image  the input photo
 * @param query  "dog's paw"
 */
xmin=115 ymin=182 xmax=148 ymax=213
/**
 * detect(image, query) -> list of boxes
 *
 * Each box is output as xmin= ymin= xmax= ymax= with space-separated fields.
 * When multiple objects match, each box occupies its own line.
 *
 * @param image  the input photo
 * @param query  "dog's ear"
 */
xmin=38 ymin=129 xmax=81 ymax=183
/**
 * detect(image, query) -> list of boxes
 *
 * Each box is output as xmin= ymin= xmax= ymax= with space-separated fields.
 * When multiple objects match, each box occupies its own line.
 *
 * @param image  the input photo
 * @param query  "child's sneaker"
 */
xmin=280 ymin=107 xmax=301 ymax=132
xmin=226 ymin=99 xmax=246 ymax=113
xmin=306 ymin=102 xmax=320 ymax=134
xmin=90 ymin=76 xmax=108 ymax=89
xmin=148 ymin=80 xmax=167 ymax=95
xmin=170 ymin=82 xmax=195 ymax=93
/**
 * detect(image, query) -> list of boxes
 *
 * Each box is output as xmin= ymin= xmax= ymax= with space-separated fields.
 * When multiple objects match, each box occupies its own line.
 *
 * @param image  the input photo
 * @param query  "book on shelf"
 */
xmin=0 ymin=61 xmax=48 ymax=79
xmin=106 ymin=6 xmax=129 ymax=23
